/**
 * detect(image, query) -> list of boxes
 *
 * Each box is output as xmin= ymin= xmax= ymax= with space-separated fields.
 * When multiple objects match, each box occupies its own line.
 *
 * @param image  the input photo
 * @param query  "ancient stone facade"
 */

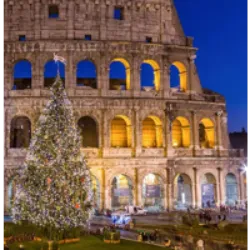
xmin=4 ymin=0 xmax=247 ymax=212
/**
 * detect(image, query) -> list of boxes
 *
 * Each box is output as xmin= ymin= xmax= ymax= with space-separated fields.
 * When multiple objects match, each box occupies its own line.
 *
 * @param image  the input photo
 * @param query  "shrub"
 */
xmin=182 ymin=215 xmax=199 ymax=227
xmin=52 ymin=241 xmax=59 ymax=250
xmin=217 ymin=221 xmax=229 ymax=231
xmin=103 ymin=230 xmax=120 ymax=241
xmin=103 ymin=231 xmax=111 ymax=240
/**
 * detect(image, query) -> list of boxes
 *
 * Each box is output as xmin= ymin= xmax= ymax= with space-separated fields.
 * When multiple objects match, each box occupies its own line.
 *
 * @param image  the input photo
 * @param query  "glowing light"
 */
xmin=240 ymin=164 xmax=248 ymax=178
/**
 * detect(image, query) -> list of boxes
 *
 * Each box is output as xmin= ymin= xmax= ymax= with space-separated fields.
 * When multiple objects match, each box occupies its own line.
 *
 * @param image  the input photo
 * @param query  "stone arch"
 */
xmin=142 ymin=173 xmax=164 ymax=212
xmin=13 ymin=60 xmax=32 ymax=90
xmin=76 ymin=60 xmax=97 ymax=89
xmin=10 ymin=116 xmax=31 ymax=148
xmin=199 ymin=118 xmax=215 ymax=148
xmin=172 ymin=116 xmax=191 ymax=148
xmin=140 ymin=59 xmax=160 ymax=91
xmin=78 ymin=116 xmax=99 ymax=148
xmin=201 ymin=173 xmax=217 ymax=208
xmin=225 ymin=173 xmax=238 ymax=206
xmin=142 ymin=115 xmax=163 ymax=148
xmin=111 ymin=174 xmax=133 ymax=210
xmin=170 ymin=61 xmax=188 ymax=91
xmin=44 ymin=60 xmax=65 ymax=88
xmin=174 ymin=173 xmax=192 ymax=209
xmin=110 ymin=115 xmax=132 ymax=147
xmin=109 ymin=58 xmax=131 ymax=90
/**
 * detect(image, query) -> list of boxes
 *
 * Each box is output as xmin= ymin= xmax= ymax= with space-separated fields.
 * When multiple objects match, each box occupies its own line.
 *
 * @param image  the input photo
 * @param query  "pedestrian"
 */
xmin=196 ymin=239 xmax=204 ymax=250
xmin=218 ymin=214 xmax=221 ymax=222
xmin=223 ymin=214 xmax=226 ymax=221
xmin=149 ymin=233 xmax=154 ymax=243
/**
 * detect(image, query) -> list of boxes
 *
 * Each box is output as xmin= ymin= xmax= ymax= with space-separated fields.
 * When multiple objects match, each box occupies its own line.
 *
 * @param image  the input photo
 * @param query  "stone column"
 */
xmin=135 ymin=109 xmax=141 ymax=156
xmin=188 ymin=54 xmax=202 ymax=94
xmin=134 ymin=168 xmax=138 ymax=206
xmin=221 ymin=113 xmax=231 ymax=149
xmin=32 ymin=53 xmax=41 ymax=91
xmin=99 ymin=54 xmax=109 ymax=96
xmin=215 ymin=182 xmax=220 ymax=207
xmin=167 ymin=168 xmax=173 ymax=211
xmin=100 ymin=168 xmax=106 ymax=210
xmin=67 ymin=1 xmax=75 ymax=39
xmin=103 ymin=109 xmax=109 ymax=148
xmin=132 ymin=56 xmax=141 ymax=96
xmin=38 ymin=53 xmax=44 ymax=89
xmin=34 ymin=0 xmax=41 ymax=40
xmin=164 ymin=168 xmax=168 ymax=209
xmin=65 ymin=53 xmax=74 ymax=91
xmin=132 ymin=108 xmax=137 ymax=157
xmin=162 ymin=58 xmax=170 ymax=97
xmin=194 ymin=168 xmax=201 ymax=208
xmin=191 ymin=111 xmax=199 ymax=156
xmin=215 ymin=111 xmax=223 ymax=156
xmin=100 ymin=3 xmax=107 ymax=40
xmin=193 ymin=168 xmax=198 ymax=208
xmin=217 ymin=168 xmax=222 ymax=205
xmin=166 ymin=106 xmax=174 ymax=157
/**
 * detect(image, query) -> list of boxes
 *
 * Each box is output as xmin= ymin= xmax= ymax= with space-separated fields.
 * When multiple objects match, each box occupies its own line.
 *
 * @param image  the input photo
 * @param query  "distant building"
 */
xmin=230 ymin=129 xmax=247 ymax=157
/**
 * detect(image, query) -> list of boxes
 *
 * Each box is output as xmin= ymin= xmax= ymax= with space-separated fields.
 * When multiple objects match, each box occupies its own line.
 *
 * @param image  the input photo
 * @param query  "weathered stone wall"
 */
xmin=4 ymin=0 xmax=185 ymax=44
xmin=4 ymin=0 xmax=246 ymax=212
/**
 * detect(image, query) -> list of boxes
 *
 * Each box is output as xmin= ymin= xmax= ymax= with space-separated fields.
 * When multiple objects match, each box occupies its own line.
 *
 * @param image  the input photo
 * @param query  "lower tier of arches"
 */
xmin=4 ymin=160 xmax=247 ymax=213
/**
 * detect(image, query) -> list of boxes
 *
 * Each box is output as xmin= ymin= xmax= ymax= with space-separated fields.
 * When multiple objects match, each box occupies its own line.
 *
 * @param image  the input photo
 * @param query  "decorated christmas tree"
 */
xmin=11 ymin=72 xmax=92 ymax=237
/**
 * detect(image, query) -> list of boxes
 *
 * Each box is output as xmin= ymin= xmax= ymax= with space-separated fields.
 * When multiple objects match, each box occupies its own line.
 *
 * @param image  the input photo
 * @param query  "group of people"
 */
xmin=138 ymin=230 xmax=160 ymax=243
xmin=199 ymin=210 xmax=227 ymax=224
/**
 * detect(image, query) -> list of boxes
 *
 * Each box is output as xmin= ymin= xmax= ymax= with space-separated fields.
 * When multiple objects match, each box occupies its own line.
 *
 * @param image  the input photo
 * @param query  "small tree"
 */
xmin=11 ymin=76 xmax=92 ymax=239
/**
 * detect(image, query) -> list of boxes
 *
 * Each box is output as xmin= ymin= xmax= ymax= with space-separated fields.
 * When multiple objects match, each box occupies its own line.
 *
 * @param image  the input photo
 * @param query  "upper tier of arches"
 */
xmin=11 ymin=59 xmax=189 ymax=92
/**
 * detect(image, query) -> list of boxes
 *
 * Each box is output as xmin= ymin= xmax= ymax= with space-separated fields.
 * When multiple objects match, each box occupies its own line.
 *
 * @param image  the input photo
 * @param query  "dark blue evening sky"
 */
xmin=174 ymin=0 xmax=247 ymax=132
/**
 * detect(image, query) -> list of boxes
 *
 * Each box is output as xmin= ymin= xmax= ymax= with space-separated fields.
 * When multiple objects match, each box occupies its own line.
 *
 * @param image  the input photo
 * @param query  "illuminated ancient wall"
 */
xmin=4 ymin=0 xmax=246 ymax=212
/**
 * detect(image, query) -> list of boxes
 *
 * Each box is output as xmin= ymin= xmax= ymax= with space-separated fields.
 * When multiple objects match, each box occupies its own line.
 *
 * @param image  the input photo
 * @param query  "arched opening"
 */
xmin=44 ymin=60 xmax=65 ymax=88
xmin=170 ymin=62 xmax=187 ymax=92
xmin=174 ymin=174 xmax=192 ymax=210
xmin=49 ymin=5 xmax=59 ymax=18
xmin=76 ymin=60 xmax=97 ymax=89
xmin=140 ymin=60 xmax=160 ymax=91
xmin=111 ymin=175 xmax=133 ymax=210
xmin=10 ymin=116 xmax=31 ymax=148
xmin=226 ymin=173 xmax=238 ymax=206
xmin=172 ymin=117 xmax=191 ymax=148
xmin=199 ymin=118 xmax=215 ymax=148
xmin=111 ymin=115 xmax=131 ymax=147
xmin=201 ymin=173 xmax=217 ymax=208
xmin=7 ymin=178 xmax=16 ymax=211
xmin=142 ymin=174 xmax=164 ymax=212
xmin=78 ymin=116 xmax=98 ymax=148
xmin=109 ymin=59 xmax=130 ymax=90
xmin=91 ymin=175 xmax=100 ymax=210
xmin=13 ymin=60 xmax=32 ymax=90
xmin=142 ymin=116 xmax=162 ymax=148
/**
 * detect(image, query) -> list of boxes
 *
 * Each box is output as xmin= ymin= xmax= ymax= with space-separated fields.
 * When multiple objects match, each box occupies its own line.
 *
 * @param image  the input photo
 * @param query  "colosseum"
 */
xmin=4 ymin=0 xmax=247 ymax=213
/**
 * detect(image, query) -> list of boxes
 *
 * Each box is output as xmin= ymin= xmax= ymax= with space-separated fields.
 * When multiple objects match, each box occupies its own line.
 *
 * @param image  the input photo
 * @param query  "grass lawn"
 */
xmin=9 ymin=236 xmax=166 ymax=250
xmin=135 ymin=223 xmax=247 ymax=245
xmin=60 ymin=236 xmax=165 ymax=250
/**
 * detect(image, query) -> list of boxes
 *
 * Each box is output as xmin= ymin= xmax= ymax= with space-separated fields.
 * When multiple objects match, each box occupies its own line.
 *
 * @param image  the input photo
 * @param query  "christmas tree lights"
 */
xmin=11 ymin=74 xmax=92 ymax=237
